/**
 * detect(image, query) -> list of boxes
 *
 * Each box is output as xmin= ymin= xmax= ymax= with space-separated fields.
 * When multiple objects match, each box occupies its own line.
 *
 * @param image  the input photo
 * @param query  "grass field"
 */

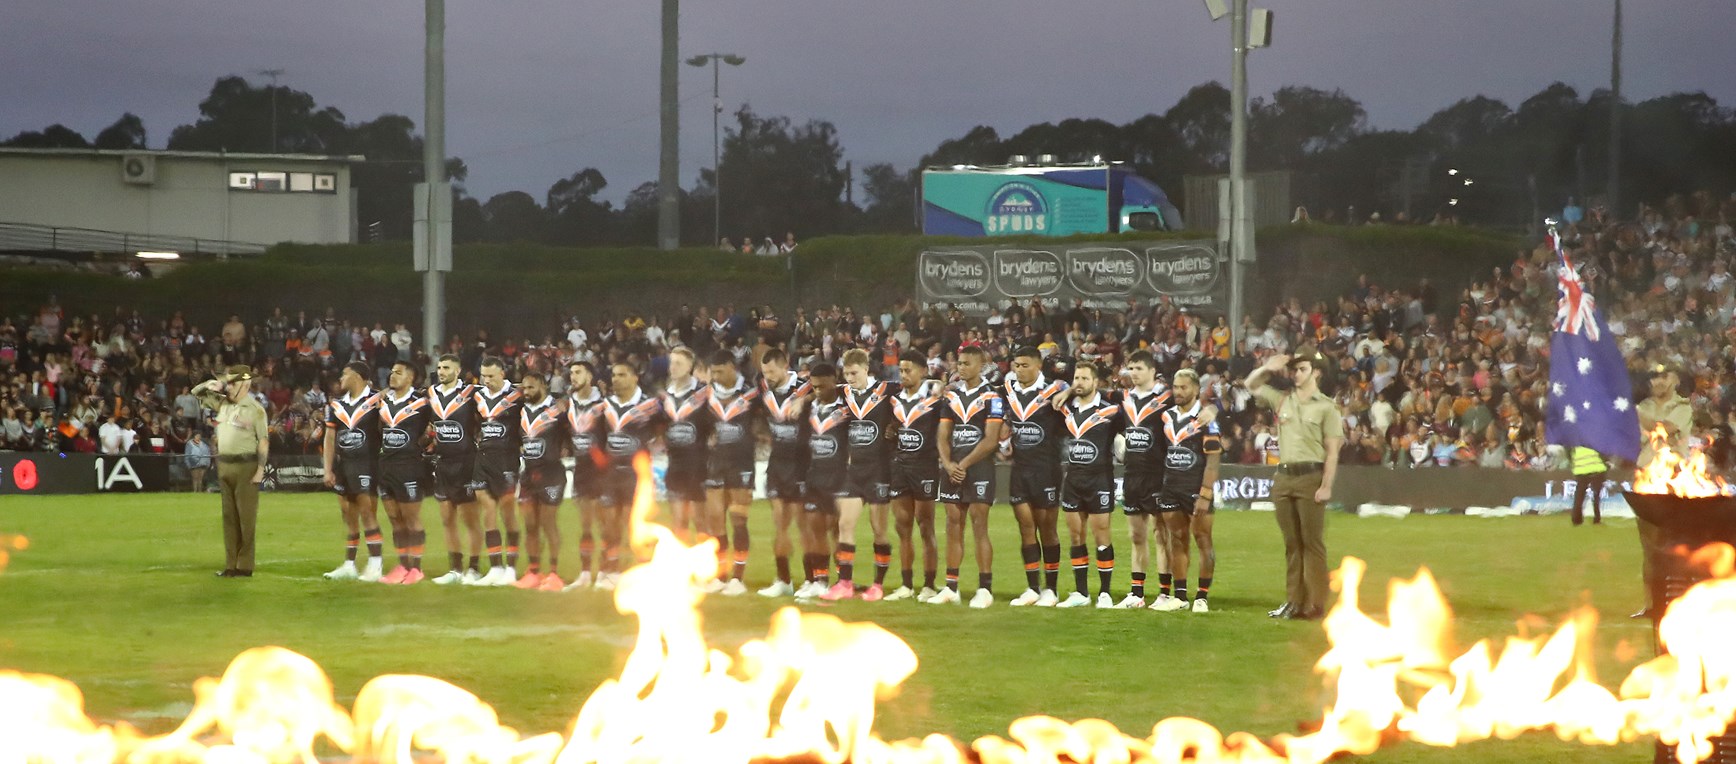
xmin=0 ymin=491 xmax=1661 ymax=762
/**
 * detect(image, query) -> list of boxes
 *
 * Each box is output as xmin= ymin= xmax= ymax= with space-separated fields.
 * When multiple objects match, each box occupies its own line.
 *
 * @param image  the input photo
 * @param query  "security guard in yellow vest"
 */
xmin=192 ymin=365 xmax=270 ymax=578
xmin=1569 ymin=447 xmax=1606 ymax=526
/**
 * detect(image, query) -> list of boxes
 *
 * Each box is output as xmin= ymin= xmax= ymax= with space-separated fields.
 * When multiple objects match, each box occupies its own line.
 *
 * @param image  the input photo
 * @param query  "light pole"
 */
xmin=657 ymin=0 xmax=681 ymax=250
xmin=687 ymin=53 xmax=745 ymax=248
xmin=1202 ymin=0 xmax=1271 ymax=353
xmin=1608 ymin=0 xmax=1623 ymax=216
xmin=256 ymin=68 xmax=285 ymax=152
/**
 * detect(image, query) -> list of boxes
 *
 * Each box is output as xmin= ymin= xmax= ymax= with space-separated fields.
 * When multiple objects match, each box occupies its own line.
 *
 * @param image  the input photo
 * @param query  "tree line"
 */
xmin=8 ymin=76 xmax=1735 ymax=244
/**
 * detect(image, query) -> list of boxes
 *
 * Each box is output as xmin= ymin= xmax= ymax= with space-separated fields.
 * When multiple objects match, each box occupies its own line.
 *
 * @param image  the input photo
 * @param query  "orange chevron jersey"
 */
xmin=426 ymin=382 xmax=478 ymax=457
xmin=1061 ymin=393 xmax=1123 ymax=472
xmin=1120 ymin=383 xmax=1173 ymax=476
xmin=760 ymin=371 xmax=812 ymax=459
xmin=1002 ymin=375 xmax=1069 ymax=468
xmin=473 ymin=383 xmax=523 ymax=456
xmin=518 ymin=395 xmax=568 ymax=467
xmin=565 ymin=390 xmax=604 ymax=473
xmin=377 ymin=388 xmax=432 ymax=463
xmin=807 ymin=396 xmax=853 ymax=472
xmin=1159 ymin=400 xmax=1223 ymax=499
xmin=597 ymin=389 xmax=666 ymax=468
xmin=661 ymin=380 xmax=712 ymax=460
xmin=843 ymin=381 xmax=896 ymax=470
xmin=891 ymin=380 xmax=944 ymax=466
xmin=940 ymin=380 xmax=1004 ymax=453
xmin=325 ymin=387 xmax=382 ymax=461
xmin=708 ymin=379 xmax=760 ymax=465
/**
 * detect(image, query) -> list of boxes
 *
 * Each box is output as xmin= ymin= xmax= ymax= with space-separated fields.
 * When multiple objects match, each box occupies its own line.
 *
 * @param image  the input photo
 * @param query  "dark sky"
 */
xmin=5 ymin=1 xmax=1733 ymax=204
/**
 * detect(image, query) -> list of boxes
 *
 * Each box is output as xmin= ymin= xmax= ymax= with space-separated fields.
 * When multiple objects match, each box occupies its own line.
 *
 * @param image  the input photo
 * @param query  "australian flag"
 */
xmin=1544 ymin=223 xmax=1640 ymax=460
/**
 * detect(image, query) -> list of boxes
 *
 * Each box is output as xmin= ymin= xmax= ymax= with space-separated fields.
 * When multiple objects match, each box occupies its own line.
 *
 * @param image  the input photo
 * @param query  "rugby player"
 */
xmin=1001 ymin=346 xmax=1069 ymax=607
xmin=756 ymin=349 xmax=811 ymax=598
xmin=561 ymin=361 xmax=605 ymax=590
xmin=885 ymin=351 xmax=942 ymax=601
xmin=934 ymin=345 xmax=1004 ymax=608
xmin=661 ymin=348 xmax=712 ymax=551
xmin=800 ymin=363 xmax=849 ymax=600
xmin=472 ymin=358 xmax=522 ymax=586
xmin=322 ymin=362 xmax=386 ymax=582
xmin=1058 ymin=359 xmax=1124 ymax=608
xmin=513 ymin=371 xmax=569 ymax=591
xmin=376 ymin=360 xmax=433 ymax=585
xmin=594 ymin=361 xmax=666 ymax=590
xmin=703 ymin=351 xmax=757 ymax=596
xmin=1155 ymin=368 xmax=1221 ymax=613
xmin=822 ymin=349 xmax=896 ymax=601
xmin=427 ymin=355 xmax=483 ymax=585
xmin=1118 ymin=350 xmax=1177 ymax=609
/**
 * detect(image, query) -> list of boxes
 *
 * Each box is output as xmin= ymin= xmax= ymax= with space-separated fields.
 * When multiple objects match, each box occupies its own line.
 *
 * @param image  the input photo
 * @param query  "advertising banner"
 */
xmin=0 ymin=453 xmax=172 ymax=495
xmin=917 ymin=240 xmax=1224 ymax=316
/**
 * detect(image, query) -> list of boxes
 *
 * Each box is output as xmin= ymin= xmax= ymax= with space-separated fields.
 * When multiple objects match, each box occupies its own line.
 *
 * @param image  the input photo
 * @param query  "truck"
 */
xmin=920 ymin=160 xmax=1185 ymax=237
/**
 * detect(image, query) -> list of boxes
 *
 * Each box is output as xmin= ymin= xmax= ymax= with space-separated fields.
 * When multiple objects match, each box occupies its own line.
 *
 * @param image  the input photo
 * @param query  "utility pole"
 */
xmin=257 ymin=69 xmax=284 ymax=152
xmin=419 ymin=0 xmax=449 ymax=359
xmin=687 ymin=53 xmax=744 ymax=247
xmin=1608 ymin=0 xmax=1623 ymax=217
xmin=1227 ymin=0 xmax=1249 ymax=352
xmin=657 ymin=0 xmax=681 ymax=250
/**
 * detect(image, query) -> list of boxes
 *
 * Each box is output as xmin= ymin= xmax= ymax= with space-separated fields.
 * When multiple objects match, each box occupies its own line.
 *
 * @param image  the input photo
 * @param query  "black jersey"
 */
xmin=1160 ymin=401 xmax=1223 ymax=499
xmin=518 ymin=396 xmax=568 ymax=468
xmin=427 ymin=382 xmax=477 ymax=457
xmin=565 ymin=389 xmax=604 ymax=472
xmin=474 ymin=383 xmax=522 ymax=456
xmin=1002 ymin=375 xmax=1069 ymax=469
xmin=708 ymin=379 xmax=759 ymax=465
xmin=891 ymin=381 xmax=944 ymax=466
xmin=843 ymin=381 xmax=895 ymax=474
xmin=761 ymin=371 xmax=812 ymax=462
xmin=326 ymin=388 xmax=382 ymax=462
xmin=1120 ymin=384 xmax=1172 ymax=477
xmin=598 ymin=390 xmax=666 ymax=470
xmin=1061 ymin=393 xmax=1123 ymax=475
xmin=661 ymin=380 xmax=711 ymax=464
xmin=377 ymin=388 xmax=432 ymax=464
xmin=940 ymin=380 xmax=1004 ymax=458
xmin=807 ymin=396 xmax=852 ymax=481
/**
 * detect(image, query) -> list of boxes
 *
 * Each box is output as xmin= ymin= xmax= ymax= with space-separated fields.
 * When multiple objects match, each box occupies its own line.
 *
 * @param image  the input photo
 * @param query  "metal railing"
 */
xmin=0 ymin=221 xmax=268 ymax=258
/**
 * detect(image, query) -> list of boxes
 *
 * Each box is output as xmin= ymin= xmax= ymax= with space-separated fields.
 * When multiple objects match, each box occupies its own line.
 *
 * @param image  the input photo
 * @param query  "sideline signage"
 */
xmin=917 ymin=239 xmax=1225 ymax=316
xmin=0 ymin=453 xmax=171 ymax=495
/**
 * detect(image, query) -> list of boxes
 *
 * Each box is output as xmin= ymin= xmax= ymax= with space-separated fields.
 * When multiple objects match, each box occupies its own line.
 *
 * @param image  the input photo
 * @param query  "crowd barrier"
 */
xmin=2 ymin=452 xmax=1630 ymax=516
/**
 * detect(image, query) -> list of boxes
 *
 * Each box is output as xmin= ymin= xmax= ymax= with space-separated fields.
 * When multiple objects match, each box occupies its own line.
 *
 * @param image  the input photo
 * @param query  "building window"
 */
xmin=228 ymin=170 xmax=339 ymax=194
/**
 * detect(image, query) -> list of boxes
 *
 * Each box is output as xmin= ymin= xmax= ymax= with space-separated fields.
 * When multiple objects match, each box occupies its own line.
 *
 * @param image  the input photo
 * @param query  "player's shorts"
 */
xmin=597 ymin=467 xmax=638 ymax=508
xmin=377 ymin=460 xmax=430 ymax=503
xmin=664 ymin=454 xmax=707 ymax=502
xmin=889 ymin=461 xmax=939 ymax=502
xmin=570 ymin=465 xmax=601 ymax=501
xmin=939 ymin=461 xmax=995 ymax=505
xmin=1159 ymin=490 xmax=1216 ymax=516
xmin=804 ymin=472 xmax=843 ymax=513
xmin=1121 ymin=473 xmax=1164 ymax=514
xmin=766 ymin=452 xmax=807 ymax=501
xmin=473 ymin=451 xmax=520 ymax=499
xmin=1007 ymin=461 xmax=1061 ymax=509
xmin=330 ymin=457 xmax=376 ymax=498
xmin=430 ymin=455 xmax=476 ymax=504
xmin=846 ymin=464 xmax=891 ymax=505
xmin=1061 ymin=471 xmax=1115 ymax=514
xmin=705 ymin=450 xmax=756 ymax=490
xmin=517 ymin=463 xmax=566 ymax=506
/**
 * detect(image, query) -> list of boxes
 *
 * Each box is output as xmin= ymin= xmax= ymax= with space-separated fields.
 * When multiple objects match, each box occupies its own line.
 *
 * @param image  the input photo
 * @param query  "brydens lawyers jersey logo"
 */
xmin=666 ymin=421 xmax=699 ymax=447
xmin=985 ymin=182 xmax=1047 ymax=235
xmin=1011 ymin=421 xmax=1045 ymax=447
xmin=898 ymin=429 xmax=926 ymax=452
xmin=433 ymin=420 xmax=464 ymax=443
xmin=1066 ymin=439 xmax=1099 ymax=464
xmin=1124 ymin=426 xmax=1154 ymax=452
xmin=848 ymin=419 xmax=880 ymax=448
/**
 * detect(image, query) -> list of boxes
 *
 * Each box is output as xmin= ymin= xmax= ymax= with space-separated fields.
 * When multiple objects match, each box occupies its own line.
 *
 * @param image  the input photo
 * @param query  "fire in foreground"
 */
xmin=2 ymin=457 xmax=1733 ymax=764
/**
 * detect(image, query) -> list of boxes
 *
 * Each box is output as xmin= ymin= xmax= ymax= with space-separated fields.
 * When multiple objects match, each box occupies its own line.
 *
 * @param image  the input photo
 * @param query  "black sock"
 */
xmin=485 ymin=529 xmax=503 ymax=567
xmin=579 ymin=531 xmax=595 ymax=574
xmin=809 ymin=553 xmax=829 ymax=586
xmin=448 ymin=551 xmax=463 ymax=573
xmin=410 ymin=530 xmax=424 ymax=570
xmin=506 ymin=531 xmax=521 ymax=567
xmin=392 ymin=527 xmax=409 ymax=568
xmin=365 ymin=529 xmax=383 ymax=559
xmin=978 ymin=571 xmax=992 ymax=593
xmin=345 ymin=532 xmax=360 ymax=562
xmin=527 ymin=555 xmax=540 ymax=574
xmin=467 ymin=555 xmax=481 ymax=573
xmin=1197 ymin=577 xmax=1212 ymax=600
xmin=1175 ymin=578 xmax=1189 ymax=603
xmin=1021 ymin=543 xmax=1041 ymax=591
xmin=1096 ymin=545 xmax=1115 ymax=597
xmin=1042 ymin=544 xmax=1061 ymax=591
xmin=924 ymin=568 xmax=936 ymax=590
xmin=836 ymin=543 xmax=856 ymax=583
xmin=1070 ymin=544 xmax=1089 ymax=594
xmin=1159 ymin=572 xmax=1173 ymax=597
xmin=872 ymin=543 xmax=892 ymax=585
xmin=732 ymin=518 xmax=751 ymax=580
xmin=775 ymin=555 xmax=791 ymax=584
xmin=901 ymin=568 xmax=914 ymax=589
xmin=1131 ymin=572 xmax=1146 ymax=599
xmin=945 ymin=567 xmax=960 ymax=592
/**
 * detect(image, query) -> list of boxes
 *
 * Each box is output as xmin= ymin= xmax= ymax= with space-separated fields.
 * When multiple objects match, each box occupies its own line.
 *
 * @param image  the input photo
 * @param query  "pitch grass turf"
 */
xmin=0 ymin=493 xmax=1659 ymax=763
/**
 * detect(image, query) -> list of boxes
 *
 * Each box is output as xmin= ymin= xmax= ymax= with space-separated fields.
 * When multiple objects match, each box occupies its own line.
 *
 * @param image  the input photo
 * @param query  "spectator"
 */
xmin=184 ymin=430 xmax=212 ymax=492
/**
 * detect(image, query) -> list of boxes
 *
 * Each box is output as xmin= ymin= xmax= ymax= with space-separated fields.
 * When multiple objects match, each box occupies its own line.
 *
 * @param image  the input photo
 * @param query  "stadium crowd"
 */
xmin=2 ymin=193 xmax=1734 ymax=476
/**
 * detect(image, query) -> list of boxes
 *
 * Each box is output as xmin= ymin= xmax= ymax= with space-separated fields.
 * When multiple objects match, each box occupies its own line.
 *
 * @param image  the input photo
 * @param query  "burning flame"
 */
xmin=3 ymin=458 xmax=1735 ymax=763
xmin=1634 ymin=424 xmax=1730 ymax=498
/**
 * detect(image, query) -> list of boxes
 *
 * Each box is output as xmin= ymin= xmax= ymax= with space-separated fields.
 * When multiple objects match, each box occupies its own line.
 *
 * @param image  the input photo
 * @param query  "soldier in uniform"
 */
xmin=472 ymin=357 xmax=521 ymax=586
xmin=757 ymin=349 xmax=812 ymax=597
xmin=704 ymin=352 xmax=758 ymax=596
xmin=1001 ymin=346 xmax=1069 ymax=607
xmin=427 ymin=354 xmax=482 ymax=585
xmin=562 ymin=361 xmax=605 ymax=589
xmin=322 ymin=362 xmax=386 ymax=582
xmin=512 ymin=371 xmax=569 ymax=591
xmin=886 ymin=351 xmax=943 ymax=601
xmin=1635 ymin=363 xmax=1692 ymax=618
xmin=1057 ymin=359 xmax=1124 ymax=609
xmin=1155 ymin=369 xmax=1222 ymax=613
xmin=822 ymin=349 xmax=897 ymax=601
xmin=1118 ymin=350 xmax=1174 ymax=609
xmin=193 ymin=365 xmax=269 ymax=578
xmin=1247 ymin=350 xmax=1343 ymax=621
xmin=935 ymin=345 xmax=1005 ymax=608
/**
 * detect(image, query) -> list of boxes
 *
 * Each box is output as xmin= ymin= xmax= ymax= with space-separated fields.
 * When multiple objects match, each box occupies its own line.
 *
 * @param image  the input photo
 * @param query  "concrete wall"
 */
xmin=0 ymin=151 xmax=354 ymax=246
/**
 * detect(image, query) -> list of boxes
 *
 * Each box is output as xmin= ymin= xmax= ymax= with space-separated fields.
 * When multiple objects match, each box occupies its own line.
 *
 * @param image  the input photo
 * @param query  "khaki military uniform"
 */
xmin=194 ymin=378 xmax=270 ymax=573
xmin=1255 ymin=385 xmax=1344 ymax=614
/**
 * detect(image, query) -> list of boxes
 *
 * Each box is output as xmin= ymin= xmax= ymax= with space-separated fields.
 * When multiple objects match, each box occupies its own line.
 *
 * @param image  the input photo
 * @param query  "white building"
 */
xmin=0 ymin=148 xmax=361 ymax=256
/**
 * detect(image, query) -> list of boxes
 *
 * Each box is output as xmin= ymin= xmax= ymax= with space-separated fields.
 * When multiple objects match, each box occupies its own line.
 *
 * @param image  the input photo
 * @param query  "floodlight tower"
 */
xmin=1203 ymin=0 xmax=1272 ymax=351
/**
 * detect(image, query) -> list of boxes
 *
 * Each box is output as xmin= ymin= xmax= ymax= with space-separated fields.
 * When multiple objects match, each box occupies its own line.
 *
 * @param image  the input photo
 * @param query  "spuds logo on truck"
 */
xmin=983 ymin=182 xmax=1049 ymax=235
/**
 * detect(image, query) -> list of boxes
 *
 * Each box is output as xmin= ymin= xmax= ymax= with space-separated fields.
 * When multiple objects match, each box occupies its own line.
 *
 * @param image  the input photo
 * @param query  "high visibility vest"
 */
xmin=1572 ymin=447 xmax=1607 ymax=476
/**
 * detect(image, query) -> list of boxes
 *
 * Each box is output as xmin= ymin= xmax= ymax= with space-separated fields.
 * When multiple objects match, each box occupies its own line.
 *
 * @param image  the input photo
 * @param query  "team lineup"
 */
xmin=305 ymin=345 xmax=1258 ymax=613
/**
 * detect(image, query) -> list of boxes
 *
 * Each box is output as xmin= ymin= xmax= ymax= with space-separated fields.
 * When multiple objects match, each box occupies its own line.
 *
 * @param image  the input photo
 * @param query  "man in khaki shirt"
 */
xmin=1247 ymin=349 xmax=1344 ymax=621
xmin=193 ymin=365 xmax=270 ymax=578
xmin=1633 ymin=364 xmax=1692 ymax=618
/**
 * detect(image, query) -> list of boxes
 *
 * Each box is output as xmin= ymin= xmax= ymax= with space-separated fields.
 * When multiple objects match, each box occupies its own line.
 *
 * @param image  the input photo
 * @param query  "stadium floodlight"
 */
xmin=688 ymin=52 xmax=746 ymax=246
xmin=1203 ymin=0 xmax=1229 ymax=21
xmin=137 ymin=251 xmax=180 ymax=260
xmin=1202 ymin=0 xmax=1273 ymax=355
xmin=1448 ymin=168 xmax=1459 ymax=175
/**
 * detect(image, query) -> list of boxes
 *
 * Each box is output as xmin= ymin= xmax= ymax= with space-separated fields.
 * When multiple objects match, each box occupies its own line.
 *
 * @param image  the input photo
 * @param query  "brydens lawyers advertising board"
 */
xmin=917 ymin=240 xmax=1224 ymax=316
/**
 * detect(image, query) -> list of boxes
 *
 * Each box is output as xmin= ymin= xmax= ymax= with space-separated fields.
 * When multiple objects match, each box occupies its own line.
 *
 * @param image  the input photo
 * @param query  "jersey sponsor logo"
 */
xmin=1011 ymin=421 xmax=1045 ymax=448
xmin=1166 ymin=445 xmax=1200 ymax=472
xmin=606 ymin=432 xmax=641 ymax=455
xmin=381 ymin=428 xmax=410 ymax=449
xmin=810 ymin=434 xmax=840 ymax=459
xmin=522 ymin=438 xmax=546 ymax=460
xmin=848 ymin=419 xmax=880 ymax=447
xmin=666 ymin=421 xmax=699 ymax=447
xmin=898 ymin=428 xmax=926 ymax=452
xmin=1065 ymin=438 xmax=1099 ymax=465
xmin=480 ymin=421 xmax=508 ymax=441
xmin=1124 ymin=426 xmax=1154 ymax=452
xmin=337 ymin=430 xmax=366 ymax=451
xmin=433 ymin=420 xmax=464 ymax=443
xmin=715 ymin=421 xmax=746 ymax=445
xmin=571 ymin=432 xmax=594 ymax=452
xmin=951 ymin=423 xmax=983 ymax=450
xmin=769 ymin=422 xmax=800 ymax=443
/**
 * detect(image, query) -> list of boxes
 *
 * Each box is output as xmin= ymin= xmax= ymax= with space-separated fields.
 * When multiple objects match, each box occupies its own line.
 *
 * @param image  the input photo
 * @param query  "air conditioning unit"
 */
xmin=121 ymin=154 xmax=156 ymax=185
